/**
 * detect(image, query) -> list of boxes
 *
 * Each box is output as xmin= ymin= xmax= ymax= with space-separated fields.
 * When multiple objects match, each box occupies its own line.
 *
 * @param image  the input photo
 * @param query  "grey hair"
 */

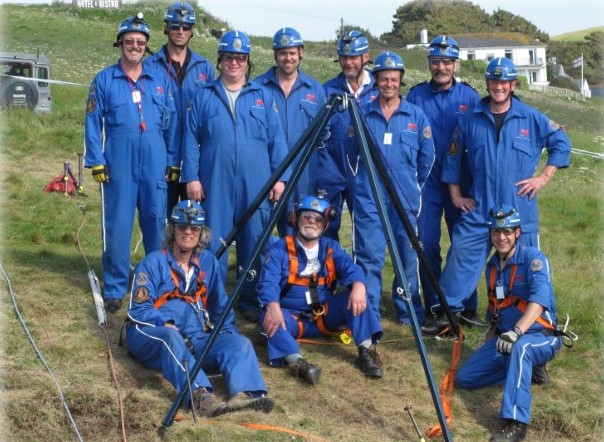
xmin=163 ymin=223 xmax=212 ymax=256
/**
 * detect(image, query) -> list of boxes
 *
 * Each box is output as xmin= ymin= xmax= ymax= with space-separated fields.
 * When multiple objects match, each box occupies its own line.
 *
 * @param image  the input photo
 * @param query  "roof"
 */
xmin=451 ymin=33 xmax=547 ymax=49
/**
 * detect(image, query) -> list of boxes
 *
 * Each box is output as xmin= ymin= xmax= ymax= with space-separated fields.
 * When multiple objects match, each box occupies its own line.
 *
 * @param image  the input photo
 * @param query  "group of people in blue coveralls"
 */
xmin=84 ymin=3 xmax=572 ymax=440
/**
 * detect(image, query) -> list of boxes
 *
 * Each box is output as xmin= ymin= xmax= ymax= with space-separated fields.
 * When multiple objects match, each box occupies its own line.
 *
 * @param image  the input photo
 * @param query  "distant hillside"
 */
xmin=552 ymin=26 xmax=604 ymax=42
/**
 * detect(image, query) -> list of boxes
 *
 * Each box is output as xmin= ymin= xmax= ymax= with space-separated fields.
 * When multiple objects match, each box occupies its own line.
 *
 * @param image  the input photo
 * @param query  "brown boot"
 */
xmin=288 ymin=358 xmax=322 ymax=385
xmin=226 ymin=392 xmax=275 ymax=413
xmin=192 ymin=388 xmax=227 ymax=417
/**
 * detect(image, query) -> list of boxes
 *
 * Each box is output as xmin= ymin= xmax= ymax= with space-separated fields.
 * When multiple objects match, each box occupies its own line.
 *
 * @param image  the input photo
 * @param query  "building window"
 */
xmin=467 ymin=51 xmax=475 ymax=60
xmin=505 ymin=50 xmax=513 ymax=60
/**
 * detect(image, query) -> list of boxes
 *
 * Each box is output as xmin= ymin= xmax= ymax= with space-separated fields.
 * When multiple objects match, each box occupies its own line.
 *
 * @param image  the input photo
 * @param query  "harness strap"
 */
xmin=282 ymin=236 xmax=336 ymax=292
xmin=291 ymin=303 xmax=334 ymax=340
xmin=487 ymin=265 xmax=555 ymax=331
xmin=153 ymin=250 xmax=208 ymax=309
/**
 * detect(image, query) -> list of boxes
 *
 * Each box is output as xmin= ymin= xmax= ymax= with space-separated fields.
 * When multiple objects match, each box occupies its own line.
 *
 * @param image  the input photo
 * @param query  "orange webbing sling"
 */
xmin=153 ymin=251 xmax=208 ymax=309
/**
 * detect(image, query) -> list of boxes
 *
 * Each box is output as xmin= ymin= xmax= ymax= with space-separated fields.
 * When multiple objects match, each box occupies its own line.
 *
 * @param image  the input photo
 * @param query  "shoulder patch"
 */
xmin=530 ymin=259 xmax=544 ymax=272
xmin=461 ymin=81 xmax=478 ymax=92
xmin=133 ymin=286 xmax=150 ymax=303
xmin=136 ymin=272 xmax=148 ymax=285
xmin=549 ymin=120 xmax=560 ymax=131
xmin=86 ymin=97 xmax=96 ymax=113
xmin=423 ymin=125 xmax=432 ymax=139
xmin=347 ymin=124 xmax=355 ymax=138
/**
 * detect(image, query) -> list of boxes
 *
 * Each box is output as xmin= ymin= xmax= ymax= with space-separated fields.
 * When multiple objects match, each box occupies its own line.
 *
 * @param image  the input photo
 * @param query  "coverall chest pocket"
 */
xmin=105 ymin=94 xmax=129 ymax=127
xmin=151 ymin=93 xmax=169 ymax=131
xmin=466 ymin=142 xmax=486 ymax=172
xmin=300 ymin=100 xmax=318 ymax=124
xmin=249 ymin=106 xmax=268 ymax=143
xmin=512 ymin=137 xmax=532 ymax=175
xmin=399 ymin=132 xmax=420 ymax=168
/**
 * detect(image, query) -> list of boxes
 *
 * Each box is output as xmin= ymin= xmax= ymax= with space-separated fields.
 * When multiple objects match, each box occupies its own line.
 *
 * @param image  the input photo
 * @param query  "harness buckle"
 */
xmin=312 ymin=305 xmax=326 ymax=316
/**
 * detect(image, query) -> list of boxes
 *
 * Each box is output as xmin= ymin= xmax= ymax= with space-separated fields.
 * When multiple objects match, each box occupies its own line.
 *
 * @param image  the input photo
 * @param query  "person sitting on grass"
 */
xmin=257 ymin=194 xmax=383 ymax=385
xmin=125 ymin=200 xmax=274 ymax=417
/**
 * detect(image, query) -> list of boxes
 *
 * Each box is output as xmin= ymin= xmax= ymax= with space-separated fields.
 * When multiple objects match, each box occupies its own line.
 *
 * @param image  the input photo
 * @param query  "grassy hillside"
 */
xmin=1 ymin=3 xmax=603 ymax=442
xmin=551 ymin=26 xmax=604 ymax=42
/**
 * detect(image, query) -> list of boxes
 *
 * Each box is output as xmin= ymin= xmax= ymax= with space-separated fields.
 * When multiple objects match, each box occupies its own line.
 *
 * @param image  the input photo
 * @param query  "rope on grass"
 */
xmin=0 ymin=261 xmax=84 ymax=442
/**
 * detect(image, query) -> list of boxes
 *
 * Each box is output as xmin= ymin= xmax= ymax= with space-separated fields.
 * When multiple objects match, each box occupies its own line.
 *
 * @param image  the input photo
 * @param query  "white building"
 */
xmin=453 ymin=33 xmax=548 ymax=85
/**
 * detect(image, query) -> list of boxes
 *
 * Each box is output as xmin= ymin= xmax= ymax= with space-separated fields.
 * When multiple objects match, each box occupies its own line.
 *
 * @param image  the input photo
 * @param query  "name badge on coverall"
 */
xmin=496 ymin=281 xmax=505 ymax=300
xmin=132 ymin=90 xmax=141 ymax=103
xmin=384 ymin=132 xmax=393 ymax=145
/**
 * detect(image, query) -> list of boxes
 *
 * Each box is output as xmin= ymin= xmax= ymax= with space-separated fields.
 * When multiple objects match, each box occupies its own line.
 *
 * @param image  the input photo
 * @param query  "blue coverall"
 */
xmin=316 ymin=71 xmax=378 ymax=240
xmin=256 ymin=67 xmax=326 ymax=236
xmin=84 ymin=60 xmax=179 ymax=302
xmin=181 ymin=79 xmax=290 ymax=311
xmin=440 ymin=95 xmax=571 ymax=312
xmin=126 ymin=248 xmax=268 ymax=401
xmin=354 ymin=97 xmax=435 ymax=323
xmin=407 ymin=79 xmax=480 ymax=314
xmin=257 ymin=235 xmax=383 ymax=365
xmin=456 ymin=245 xmax=561 ymax=424
xmin=145 ymin=47 xmax=215 ymax=214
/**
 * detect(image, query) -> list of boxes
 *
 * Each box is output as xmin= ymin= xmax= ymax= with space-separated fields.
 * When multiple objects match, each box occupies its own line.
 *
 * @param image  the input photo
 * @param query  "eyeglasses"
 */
xmin=301 ymin=213 xmax=325 ymax=224
xmin=176 ymin=224 xmax=202 ymax=233
xmin=222 ymin=54 xmax=248 ymax=63
xmin=123 ymin=38 xmax=147 ymax=47
xmin=490 ymin=228 xmax=516 ymax=236
xmin=429 ymin=58 xmax=456 ymax=66
xmin=168 ymin=23 xmax=192 ymax=32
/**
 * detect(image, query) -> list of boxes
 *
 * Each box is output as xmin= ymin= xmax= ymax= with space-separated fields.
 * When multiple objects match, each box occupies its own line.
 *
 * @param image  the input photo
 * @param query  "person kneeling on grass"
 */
xmin=257 ymin=194 xmax=384 ymax=385
xmin=455 ymin=205 xmax=561 ymax=442
xmin=125 ymin=200 xmax=274 ymax=417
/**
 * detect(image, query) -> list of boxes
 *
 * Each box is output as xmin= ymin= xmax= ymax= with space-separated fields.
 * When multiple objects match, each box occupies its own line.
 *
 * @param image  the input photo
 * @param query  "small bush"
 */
xmin=549 ymin=76 xmax=581 ymax=92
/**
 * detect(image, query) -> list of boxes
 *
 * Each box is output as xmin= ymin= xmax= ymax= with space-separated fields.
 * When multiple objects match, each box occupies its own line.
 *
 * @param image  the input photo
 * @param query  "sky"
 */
xmin=1 ymin=0 xmax=603 ymax=42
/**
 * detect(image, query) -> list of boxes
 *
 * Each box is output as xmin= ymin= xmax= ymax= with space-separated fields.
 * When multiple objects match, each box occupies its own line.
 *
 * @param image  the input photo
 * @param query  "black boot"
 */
xmin=490 ymin=419 xmax=528 ymax=442
xmin=289 ymin=358 xmax=322 ymax=385
xmin=421 ymin=311 xmax=458 ymax=336
xmin=531 ymin=364 xmax=550 ymax=385
xmin=357 ymin=345 xmax=383 ymax=378
xmin=459 ymin=309 xmax=487 ymax=327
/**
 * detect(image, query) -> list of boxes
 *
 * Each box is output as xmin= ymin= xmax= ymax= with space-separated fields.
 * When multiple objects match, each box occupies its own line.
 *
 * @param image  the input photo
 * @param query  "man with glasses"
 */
xmin=257 ymin=194 xmax=383 ymax=385
xmin=126 ymin=200 xmax=275 ymax=417
xmin=405 ymin=36 xmax=482 ymax=331
xmin=182 ymin=30 xmax=289 ymax=323
xmin=426 ymin=57 xmax=571 ymax=335
xmin=316 ymin=30 xmax=378 ymax=241
xmin=85 ymin=13 xmax=179 ymax=313
xmin=455 ymin=205 xmax=562 ymax=442
xmin=146 ymin=2 xmax=215 ymax=217
xmin=256 ymin=27 xmax=326 ymax=237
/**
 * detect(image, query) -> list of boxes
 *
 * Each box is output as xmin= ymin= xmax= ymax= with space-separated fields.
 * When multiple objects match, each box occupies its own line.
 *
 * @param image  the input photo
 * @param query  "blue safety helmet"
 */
xmin=218 ymin=30 xmax=251 ymax=54
xmin=337 ymin=30 xmax=369 ymax=56
xmin=171 ymin=200 xmax=206 ymax=226
xmin=485 ymin=57 xmax=517 ymax=81
xmin=293 ymin=194 xmax=337 ymax=230
xmin=373 ymin=51 xmax=405 ymax=74
xmin=116 ymin=12 xmax=150 ymax=43
xmin=427 ymin=35 xmax=460 ymax=59
xmin=487 ymin=204 xmax=521 ymax=229
xmin=164 ymin=2 xmax=196 ymax=24
xmin=272 ymin=27 xmax=304 ymax=49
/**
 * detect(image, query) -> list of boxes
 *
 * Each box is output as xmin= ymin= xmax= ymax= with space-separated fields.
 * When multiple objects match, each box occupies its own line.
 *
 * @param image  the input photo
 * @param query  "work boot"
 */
xmin=288 ymin=358 xmax=322 ymax=385
xmin=104 ymin=298 xmax=122 ymax=314
xmin=226 ymin=392 xmax=275 ymax=413
xmin=490 ymin=419 xmax=528 ymax=442
xmin=240 ymin=308 xmax=260 ymax=323
xmin=357 ymin=345 xmax=383 ymax=378
xmin=531 ymin=364 xmax=550 ymax=385
xmin=459 ymin=309 xmax=487 ymax=327
xmin=192 ymin=388 xmax=228 ymax=417
xmin=421 ymin=311 xmax=458 ymax=336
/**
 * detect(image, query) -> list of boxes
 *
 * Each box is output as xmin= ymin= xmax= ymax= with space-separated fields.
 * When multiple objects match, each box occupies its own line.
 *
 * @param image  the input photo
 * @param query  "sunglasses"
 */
xmin=176 ymin=224 xmax=202 ymax=233
xmin=301 ymin=213 xmax=325 ymax=224
xmin=168 ymin=23 xmax=192 ymax=31
xmin=490 ymin=228 xmax=516 ymax=236
xmin=123 ymin=38 xmax=147 ymax=47
xmin=429 ymin=58 xmax=455 ymax=66
xmin=222 ymin=54 xmax=248 ymax=63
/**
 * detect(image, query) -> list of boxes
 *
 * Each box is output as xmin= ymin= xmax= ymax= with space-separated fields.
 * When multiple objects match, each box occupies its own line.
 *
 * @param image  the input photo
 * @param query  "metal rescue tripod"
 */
xmin=159 ymin=93 xmax=458 ymax=441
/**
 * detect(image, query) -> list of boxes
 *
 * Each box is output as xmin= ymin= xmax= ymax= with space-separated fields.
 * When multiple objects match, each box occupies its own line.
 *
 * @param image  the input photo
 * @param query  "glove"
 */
xmin=496 ymin=326 xmax=522 ymax=354
xmin=91 ymin=165 xmax=108 ymax=183
xmin=165 ymin=166 xmax=180 ymax=183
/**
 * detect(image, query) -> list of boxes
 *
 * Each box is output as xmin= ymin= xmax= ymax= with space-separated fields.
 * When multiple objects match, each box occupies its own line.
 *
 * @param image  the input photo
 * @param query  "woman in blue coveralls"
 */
xmin=182 ymin=30 xmax=290 ymax=322
xmin=456 ymin=205 xmax=561 ymax=442
xmin=126 ymin=200 xmax=274 ymax=417
xmin=354 ymin=51 xmax=435 ymax=323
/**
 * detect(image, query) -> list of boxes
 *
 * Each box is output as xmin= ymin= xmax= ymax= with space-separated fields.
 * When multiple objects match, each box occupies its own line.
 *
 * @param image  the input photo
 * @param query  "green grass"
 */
xmin=1 ymin=3 xmax=603 ymax=442
xmin=551 ymin=26 xmax=604 ymax=42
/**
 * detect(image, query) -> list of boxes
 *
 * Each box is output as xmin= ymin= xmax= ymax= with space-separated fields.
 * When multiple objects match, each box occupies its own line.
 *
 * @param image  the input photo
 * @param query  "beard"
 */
xmin=298 ymin=224 xmax=322 ymax=241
